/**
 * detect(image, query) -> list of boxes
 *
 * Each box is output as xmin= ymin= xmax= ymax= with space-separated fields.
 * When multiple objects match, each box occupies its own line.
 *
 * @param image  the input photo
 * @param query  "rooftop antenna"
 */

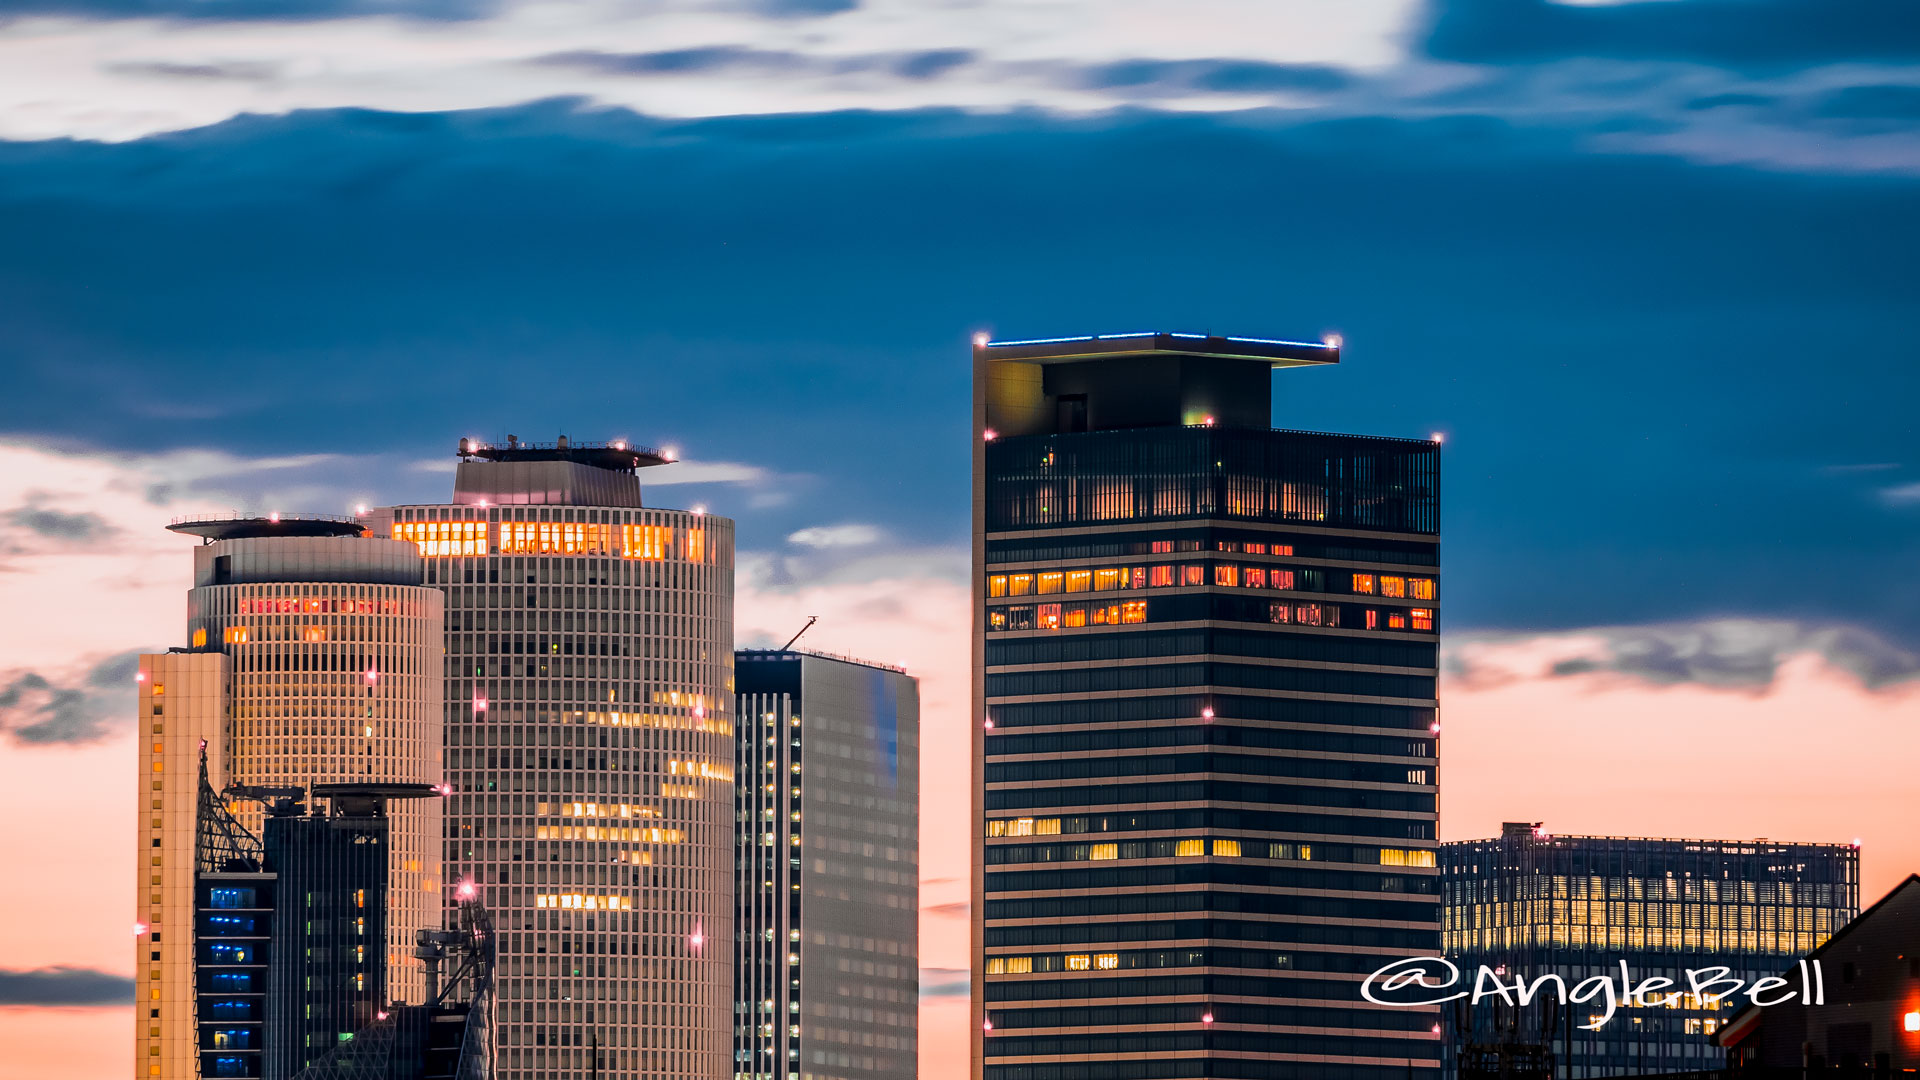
xmin=783 ymin=616 xmax=819 ymax=651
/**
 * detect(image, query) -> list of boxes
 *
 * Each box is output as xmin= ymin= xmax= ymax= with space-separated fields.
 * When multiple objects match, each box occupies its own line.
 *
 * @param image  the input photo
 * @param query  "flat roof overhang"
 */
xmin=981 ymin=331 xmax=1339 ymax=368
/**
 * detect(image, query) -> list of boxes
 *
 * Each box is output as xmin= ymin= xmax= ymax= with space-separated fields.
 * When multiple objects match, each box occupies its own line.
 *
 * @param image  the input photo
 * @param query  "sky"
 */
xmin=1 ymin=0 xmax=1918 ymax=1077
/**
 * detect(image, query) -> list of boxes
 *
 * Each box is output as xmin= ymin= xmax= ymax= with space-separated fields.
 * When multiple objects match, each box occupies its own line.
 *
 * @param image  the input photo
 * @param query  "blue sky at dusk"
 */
xmin=1 ymin=4 xmax=1919 ymax=1075
xmin=3 ymin=0 xmax=1918 ymax=647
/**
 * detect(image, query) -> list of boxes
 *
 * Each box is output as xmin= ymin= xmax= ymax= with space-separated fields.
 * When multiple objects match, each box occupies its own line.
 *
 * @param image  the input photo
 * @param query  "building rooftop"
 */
xmin=168 ymin=513 xmax=369 ymax=543
xmin=457 ymin=435 xmax=673 ymax=472
xmin=1448 ymin=822 xmax=1857 ymax=852
xmin=979 ymin=330 xmax=1340 ymax=368
xmin=737 ymin=647 xmax=909 ymax=675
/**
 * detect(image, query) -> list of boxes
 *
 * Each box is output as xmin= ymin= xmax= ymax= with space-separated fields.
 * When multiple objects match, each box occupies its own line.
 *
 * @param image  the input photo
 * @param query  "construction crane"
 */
xmin=783 ymin=616 xmax=819 ymax=650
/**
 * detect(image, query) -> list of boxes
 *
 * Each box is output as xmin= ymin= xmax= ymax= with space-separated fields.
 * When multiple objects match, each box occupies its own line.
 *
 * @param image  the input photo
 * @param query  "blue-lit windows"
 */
xmin=208 ymin=888 xmax=257 ymax=909
xmin=212 ymin=1029 xmax=255 ymax=1049
xmin=204 ymin=915 xmax=258 ymax=936
xmin=211 ymin=972 xmax=254 ymax=992
xmin=210 ymin=1056 xmax=248 ymax=1077
xmin=207 ymin=944 xmax=252 ymax=964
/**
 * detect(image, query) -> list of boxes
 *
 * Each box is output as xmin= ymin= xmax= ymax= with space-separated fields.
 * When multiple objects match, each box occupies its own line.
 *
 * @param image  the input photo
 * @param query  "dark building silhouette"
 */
xmin=1718 ymin=874 xmax=1920 ymax=1076
xmin=285 ymin=886 xmax=498 ymax=1080
xmin=970 ymin=332 xmax=1444 ymax=1080
xmin=1443 ymin=823 xmax=1860 ymax=1079
xmin=196 ymin=764 xmax=278 ymax=1080
xmin=190 ymin=758 xmax=446 ymax=1080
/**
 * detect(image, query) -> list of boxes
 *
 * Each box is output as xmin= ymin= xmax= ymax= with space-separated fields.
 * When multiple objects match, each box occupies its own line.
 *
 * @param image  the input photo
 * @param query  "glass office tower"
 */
xmin=971 ymin=332 xmax=1443 ymax=1080
xmin=734 ymin=649 xmax=920 ymax=1080
xmin=1442 ymin=822 xmax=1860 ymax=1078
xmin=372 ymin=436 xmax=735 ymax=1080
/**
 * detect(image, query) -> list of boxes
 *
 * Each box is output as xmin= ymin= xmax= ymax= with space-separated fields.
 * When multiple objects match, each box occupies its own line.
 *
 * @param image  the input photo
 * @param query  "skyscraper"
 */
xmin=1443 ymin=822 xmax=1860 ymax=1078
xmin=138 ymin=650 xmax=230 ymax=1080
xmin=371 ymin=436 xmax=736 ymax=1080
xmin=139 ymin=515 xmax=445 ymax=1078
xmin=970 ymin=332 xmax=1443 ymax=1080
xmin=734 ymin=648 xmax=920 ymax=1080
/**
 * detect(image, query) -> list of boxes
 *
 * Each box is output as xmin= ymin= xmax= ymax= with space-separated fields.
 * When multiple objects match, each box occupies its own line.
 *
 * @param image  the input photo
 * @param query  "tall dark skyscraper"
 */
xmin=1443 ymin=822 xmax=1860 ymax=1079
xmin=733 ymin=648 xmax=920 ymax=1080
xmin=970 ymin=332 xmax=1443 ymax=1080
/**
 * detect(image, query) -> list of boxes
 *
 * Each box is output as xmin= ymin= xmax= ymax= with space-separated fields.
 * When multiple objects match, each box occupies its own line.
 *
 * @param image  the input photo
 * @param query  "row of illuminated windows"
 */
xmin=1447 ymin=899 xmax=1842 ymax=933
xmin=1445 ymin=875 xmax=1852 ymax=905
xmin=534 ymin=825 xmax=685 ymax=844
xmin=989 ymin=600 xmax=1353 ymax=631
xmin=989 ymin=602 xmax=1148 ymax=630
xmin=990 ymin=566 xmax=1315 ymax=597
xmin=232 ymin=596 xmax=419 ymax=615
xmin=1448 ymin=925 xmax=1829 ymax=957
xmin=987 ymin=947 xmax=1317 ymax=975
xmin=1352 ymin=574 xmax=1437 ymax=599
xmin=536 ymin=893 xmax=634 ymax=910
xmin=392 ymin=522 xmax=712 ymax=563
xmin=989 ymin=567 xmax=1437 ymax=600
xmin=984 ymin=831 xmax=1435 ymax=868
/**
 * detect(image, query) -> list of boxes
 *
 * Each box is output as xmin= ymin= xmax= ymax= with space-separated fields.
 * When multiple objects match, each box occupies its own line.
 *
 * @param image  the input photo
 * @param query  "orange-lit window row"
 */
xmin=392 ymin=521 xmax=486 ymax=557
xmin=533 ymin=825 xmax=685 ymax=843
xmin=623 ymin=524 xmax=670 ymax=560
xmin=535 ymin=893 xmax=632 ymax=911
xmin=236 ymin=597 xmax=410 ymax=615
xmin=501 ymin=521 xmax=612 ymax=555
xmin=990 ymin=566 xmax=1300 ymax=597
xmin=1353 ymin=574 xmax=1436 ymax=599
xmin=990 ymin=601 xmax=1148 ymax=631
xmin=1364 ymin=607 xmax=1436 ymax=632
xmin=1215 ymin=541 xmax=1294 ymax=555
xmin=389 ymin=520 xmax=716 ymax=561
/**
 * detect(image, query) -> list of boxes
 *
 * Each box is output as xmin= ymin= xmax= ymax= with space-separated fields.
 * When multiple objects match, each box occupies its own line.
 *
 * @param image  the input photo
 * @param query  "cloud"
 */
xmin=0 ymin=0 xmax=494 ymax=21
xmin=1685 ymin=92 xmax=1776 ymax=112
xmin=0 ymin=966 xmax=133 ymax=1007
xmin=104 ymin=59 xmax=279 ymax=81
xmin=786 ymin=523 xmax=882 ymax=548
xmin=924 ymin=900 xmax=968 ymax=918
xmin=918 ymin=967 xmax=969 ymax=997
xmin=0 ymin=650 xmax=148 ymax=745
xmin=534 ymin=46 xmax=976 ymax=81
xmin=1076 ymin=59 xmax=1350 ymax=95
xmin=1502 ymin=619 xmax=1920 ymax=693
xmin=2 ymin=502 xmax=119 ymax=543
xmin=1815 ymin=84 xmax=1920 ymax=121
xmin=737 ymin=0 xmax=858 ymax=17
xmin=1421 ymin=0 xmax=1920 ymax=72
xmin=644 ymin=460 xmax=771 ymax=486
xmin=1881 ymin=481 xmax=1920 ymax=505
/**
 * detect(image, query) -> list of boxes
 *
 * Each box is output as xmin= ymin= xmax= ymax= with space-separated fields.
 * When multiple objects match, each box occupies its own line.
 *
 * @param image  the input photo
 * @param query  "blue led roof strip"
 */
xmin=984 ymin=335 xmax=1097 ymax=347
xmin=987 ymin=332 xmax=1336 ymax=349
xmin=1224 ymin=336 xmax=1335 ymax=349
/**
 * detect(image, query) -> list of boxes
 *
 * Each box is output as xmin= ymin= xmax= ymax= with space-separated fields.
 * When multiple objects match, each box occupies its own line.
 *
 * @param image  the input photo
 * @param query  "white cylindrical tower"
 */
xmin=173 ymin=516 xmax=446 ymax=1005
